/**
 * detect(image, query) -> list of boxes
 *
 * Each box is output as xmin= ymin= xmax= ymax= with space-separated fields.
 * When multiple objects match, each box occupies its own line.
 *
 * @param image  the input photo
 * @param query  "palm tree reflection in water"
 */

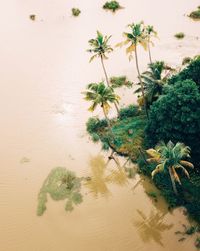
xmin=84 ymin=154 xmax=129 ymax=198
xmin=133 ymin=209 xmax=173 ymax=246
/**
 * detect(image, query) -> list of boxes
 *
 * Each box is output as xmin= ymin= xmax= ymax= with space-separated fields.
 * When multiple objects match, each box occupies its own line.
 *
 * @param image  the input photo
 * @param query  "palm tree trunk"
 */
xmin=148 ymin=39 xmax=152 ymax=64
xmin=100 ymin=54 xmax=110 ymax=87
xmin=100 ymin=54 xmax=120 ymax=117
xmin=134 ymin=47 xmax=149 ymax=119
xmin=169 ymin=167 xmax=178 ymax=195
xmin=102 ymin=104 xmax=111 ymax=129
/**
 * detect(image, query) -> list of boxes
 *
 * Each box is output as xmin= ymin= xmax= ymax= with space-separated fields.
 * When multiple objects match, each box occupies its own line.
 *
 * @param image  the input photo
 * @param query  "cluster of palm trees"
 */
xmin=83 ymin=22 xmax=158 ymax=123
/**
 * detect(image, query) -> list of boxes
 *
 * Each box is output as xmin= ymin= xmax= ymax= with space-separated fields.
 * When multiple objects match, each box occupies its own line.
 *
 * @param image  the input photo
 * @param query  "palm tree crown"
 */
xmin=87 ymin=31 xmax=113 ymax=62
xmin=146 ymin=141 xmax=194 ymax=194
xmin=83 ymin=82 xmax=120 ymax=115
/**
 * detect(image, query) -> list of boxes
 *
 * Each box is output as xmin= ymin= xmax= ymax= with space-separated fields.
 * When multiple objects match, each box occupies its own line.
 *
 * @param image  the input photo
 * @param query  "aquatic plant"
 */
xmin=103 ymin=1 xmax=121 ymax=12
xmin=174 ymin=32 xmax=185 ymax=39
xmin=146 ymin=141 xmax=194 ymax=195
xmin=29 ymin=15 xmax=36 ymax=21
xmin=110 ymin=76 xmax=133 ymax=89
xmin=37 ymin=167 xmax=83 ymax=216
xmin=72 ymin=8 xmax=81 ymax=16
xmin=189 ymin=6 xmax=200 ymax=20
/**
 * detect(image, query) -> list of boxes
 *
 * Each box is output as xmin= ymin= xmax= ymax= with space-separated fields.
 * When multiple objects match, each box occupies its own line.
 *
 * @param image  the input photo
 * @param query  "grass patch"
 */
xmin=72 ymin=8 xmax=81 ymax=16
xmin=103 ymin=1 xmax=122 ymax=12
xmin=37 ymin=167 xmax=83 ymax=216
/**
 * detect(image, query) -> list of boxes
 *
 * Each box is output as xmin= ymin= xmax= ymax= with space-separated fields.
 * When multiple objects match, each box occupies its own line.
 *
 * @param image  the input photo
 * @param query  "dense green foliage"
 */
xmin=169 ymin=56 xmax=200 ymax=88
xmin=119 ymin=105 xmax=141 ymax=119
xmin=72 ymin=8 xmax=81 ymax=16
xmin=103 ymin=1 xmax=121 ymax=12
xmin=37 ymin=167 xmax=83 ymax=216
xmin=145 ymin=80 xmax=200 ymax=166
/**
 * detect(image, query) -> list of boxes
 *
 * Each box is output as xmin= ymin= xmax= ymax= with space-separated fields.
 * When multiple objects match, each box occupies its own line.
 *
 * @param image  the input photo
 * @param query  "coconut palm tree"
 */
xmin=135 ymin=61 xmax=166 ymax=107
xmin=83 ymin=82 xmax=120 ymax=128
xmin=146 ymin=141 xmax=194 ymax=195
xmin=87 ymin=31 xmax=120 ymax=115
xmin=87 ymin=31 xmax=113 ymax=87
xmin=145 ymin=25 xmax=158 ymax=64
xmin=116 ymin=22 xmax=148 ymax=117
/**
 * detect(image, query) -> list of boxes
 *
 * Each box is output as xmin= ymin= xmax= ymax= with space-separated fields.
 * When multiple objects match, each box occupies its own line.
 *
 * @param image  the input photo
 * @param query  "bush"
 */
xmin=72 ymin=8 xmax=81 ymax=16
xmin=169 ymin=55 xmax=200 ymax=89
xmin=145 ymin=80 xmax=200 ymax=167
xmin=103 ymin=1 xmax=121 ymax=12
xmin=182 ymin=57 xmax=192 ymax=65
xmin=110 ymin=76 xmax=133 ymax=88
xmin=174 ymin=32 xmax=185 ymax=39
xmin=86 ymin=117 xmax=108 ymax=134
xmin=119 ymin=105 xmax=140 ymax=119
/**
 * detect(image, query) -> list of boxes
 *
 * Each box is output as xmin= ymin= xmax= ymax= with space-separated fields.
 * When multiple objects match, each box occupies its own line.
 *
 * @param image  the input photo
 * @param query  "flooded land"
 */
xmin=0 ymin=0 xmax=200 ymax=250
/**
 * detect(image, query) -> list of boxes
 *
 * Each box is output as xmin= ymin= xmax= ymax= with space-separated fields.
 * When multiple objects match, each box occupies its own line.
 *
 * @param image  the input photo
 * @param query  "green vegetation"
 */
xmin=72 ymin=8 xmax=81 ymax=16
xmin=29 ymin=15 xmax=36 ymax=21
xmin=103 ymin=1 xmax=121 ymax=12
xmin=182 ymin=57 xmax=192 ymax=65
xmin=145 ymin=25 xmax=158 ymax=63
xmin=189 ymin=6 xmax=200 ymax=20
xmin=37 ymin=167 xmax=83 ymax=216
xmin=174 ymin=32 xmax=185 ymax=39
xmin=110 ymin=76 xmax=133 ymax=88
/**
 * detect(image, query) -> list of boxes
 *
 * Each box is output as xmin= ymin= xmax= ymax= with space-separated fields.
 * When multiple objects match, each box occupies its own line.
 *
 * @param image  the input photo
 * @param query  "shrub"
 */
xmin=86 ymin=117 xmax=108 ymax=134
xmin=110 ymin=76 xmax=133 ymax=88
xmin=169 ymin=55 xmax=200 ymax=89
xmin=145 ymin=80 xmax=200 ymax=167
xmin=119 ymin=105 xmax=140 ymax=119
xmin=182 ymin=57 xmax=192 ymax=65
xmin=174 ymin=32 xmax=185 ymax=39
xmin=72 ymin=8 xmax=81 ymax=16
xmin=103 ymin=1 xmax=121 ymax=12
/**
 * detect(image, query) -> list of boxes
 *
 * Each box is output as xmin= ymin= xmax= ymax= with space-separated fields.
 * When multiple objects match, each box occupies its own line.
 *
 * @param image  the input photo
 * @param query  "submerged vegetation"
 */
xmin=37 ymin=167 xmax=83 ymax=216
xmin=72 ymin=8 xmax=81 ymax=16
xmin=189 ymin=6 xmax=200 ymax=20
xmin=103 ymin=1 xmax=122 ymax=12
xmin=174 ymin=32 xmax=185 ymax=39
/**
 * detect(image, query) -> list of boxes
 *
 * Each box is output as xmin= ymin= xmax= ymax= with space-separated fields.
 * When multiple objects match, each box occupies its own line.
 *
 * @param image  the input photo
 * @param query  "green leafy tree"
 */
xmin=146 ymin=80 xmax=200 ymax=167
xmin=83 ymin=82 xmax=120 ymax=127
xmin=146 ymin=141 xmax=194 ymax=195
xmin=117 ymin=22 xmax=148 ymax=117
xmin=145 ymin=25 xmax=158 ymax=64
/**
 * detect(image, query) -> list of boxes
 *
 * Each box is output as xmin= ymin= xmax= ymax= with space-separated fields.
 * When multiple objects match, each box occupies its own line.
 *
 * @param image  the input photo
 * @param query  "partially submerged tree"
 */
xmin=146 ymin=141 xmax=194 ymax=195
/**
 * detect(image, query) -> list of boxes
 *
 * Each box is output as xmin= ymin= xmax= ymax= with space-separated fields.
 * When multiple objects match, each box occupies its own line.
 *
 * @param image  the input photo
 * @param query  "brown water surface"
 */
xmin=0 ymin=0 xmax=200 ymax=250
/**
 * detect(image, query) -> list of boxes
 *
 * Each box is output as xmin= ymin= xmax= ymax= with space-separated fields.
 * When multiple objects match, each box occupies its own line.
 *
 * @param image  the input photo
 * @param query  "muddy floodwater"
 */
xmin=0 ymin=0 xmax=200 ymax=250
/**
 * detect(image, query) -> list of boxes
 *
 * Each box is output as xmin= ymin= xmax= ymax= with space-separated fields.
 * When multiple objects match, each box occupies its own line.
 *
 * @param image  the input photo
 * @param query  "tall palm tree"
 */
xmin=116 ymin=22 xmax=148 ymax=117
xmin=83 ymin=82 xmax=120 ymax=128
xmin=87 ymin=31 xmax=113 ymax=86
xmin=146 ymin=141 xmax=194 ymax=195
xmin=87 ymin=31 xmax=120 ymax=115
xmin=145 ymin=25 xmax=158 ymax=64
xmin=135 ymin=61 xmax=166 ymax=107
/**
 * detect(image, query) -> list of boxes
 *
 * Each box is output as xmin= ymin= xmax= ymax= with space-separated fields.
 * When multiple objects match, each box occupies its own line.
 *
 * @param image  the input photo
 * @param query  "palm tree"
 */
xmin=146 ymin=141 xmax=194 ymax=195
xmin=87 ymin=31 xmax=113 ymax=87
xmin=83 ymin=82 xmax=120 ymax=128
xmin=145 ymin=25 xmax=158 ymax=64
xmin=135 ymin=61 xmax=166 ymax=107
xmin=87 ymin=31 xmax=120 ymax=115
xmin=116 ymin=22 xmax=148 ymax=117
